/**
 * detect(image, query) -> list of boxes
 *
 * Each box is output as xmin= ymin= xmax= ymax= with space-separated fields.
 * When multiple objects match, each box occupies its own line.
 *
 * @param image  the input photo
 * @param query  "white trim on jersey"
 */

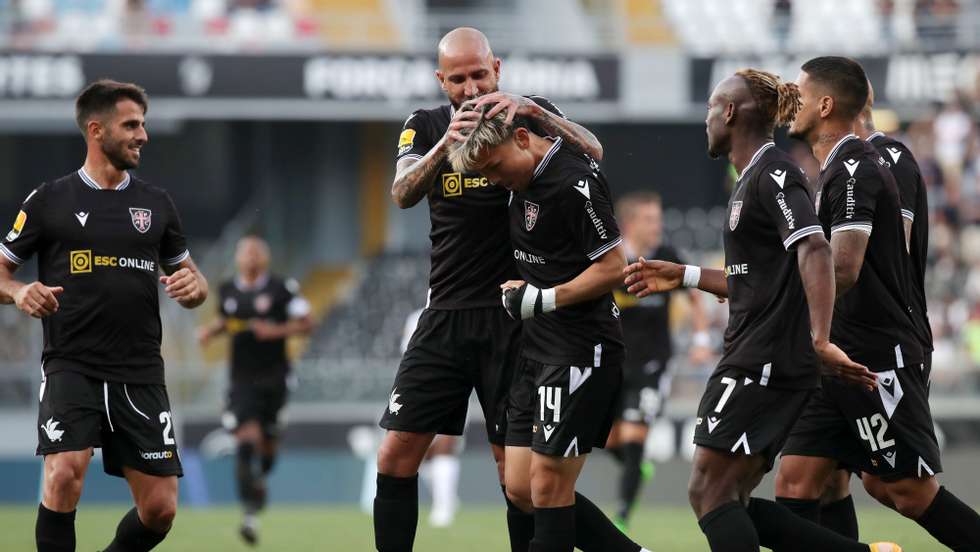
xmin=737 ymin=142 xmax=775 ymax=181
xmin=866 ymin=131 xmax=886 ymax=142
xmin=901 ymin=209 xmax=915 ymax=222
xmin=821 ymin=134 xmax=859 ymax=172
xmin=532 ymin=137 xmax=563 ymax=180
xmin=830 ymin=222 xmax=873 ymax=236
xmin=0 ymin=243 xmax=25 ymax=265
xmin=782 ymin=225 xmax=824 ymax=250
xmin=894 ymin=344 xmax=905 ymax=369
xmin=161 ymin=250 xmax=190 ymax=266
xmin=78 ymin=168 xmax=131 ymax=191
xmin=586 ymin=236 xmax=623 ymax=261
xmin=399 ymin=154 xmax=423 ymax=161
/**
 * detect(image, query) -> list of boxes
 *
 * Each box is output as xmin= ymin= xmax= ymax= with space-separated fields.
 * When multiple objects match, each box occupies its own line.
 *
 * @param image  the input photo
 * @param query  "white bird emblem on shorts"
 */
xmin=388 ymin=389 xmax=403 ymax=415
xmin=41 ymin=418 xmax=64 ymax=442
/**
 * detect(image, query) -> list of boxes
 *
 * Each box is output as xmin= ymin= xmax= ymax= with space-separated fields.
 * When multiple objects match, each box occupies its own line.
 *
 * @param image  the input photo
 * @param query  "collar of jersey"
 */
xmin=820 ymin=134 xmax=859 ymax=173
xmin=866 ymin=131 xmax=886 ymax=142
xmin=736 ymin=141 xmax=775 ymax=182
xmin=235 ymin=272 xmax=270 ymax=292
xmin=532 ymin=137 xmax=563 ymax=180
xmin=78 ymin=168 xmax=131 ymax=191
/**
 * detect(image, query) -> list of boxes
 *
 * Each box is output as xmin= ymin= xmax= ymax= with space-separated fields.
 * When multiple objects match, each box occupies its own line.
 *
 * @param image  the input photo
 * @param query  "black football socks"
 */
xmin=236 ymin=442 xmax=257 ymax=512
xmin=374 ymin=473 xmax=419 ymax=552
xmin=36 ymin=503 xmax=75 ymax=552
xmin=503 ymin=486 xmax=535 ymax=552
xmin=530 ymin=505 xmax=575 ymax=552
xmin=618 ymin=442 xmax=645 ymax=521
xmin=821 ymin=495 xmax=859 ymax=539
xmin=775 ymin=496 xmax=820 ymax=523
xmin=747 ymin=498 xmax=869 ymax=552
xmin=575 ymin=492 xmax=642 ymax=552
xmin=698 ymin=501 xmax=760 ymax=552
xmin=102 ymin=507 xmax=168 ymax=552
xmin=916 ymin=486 xmax=980 ymax=551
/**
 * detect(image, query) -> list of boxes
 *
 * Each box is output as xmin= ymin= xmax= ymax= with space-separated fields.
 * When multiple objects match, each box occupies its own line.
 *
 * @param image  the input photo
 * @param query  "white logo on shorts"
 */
xmin=388 ymin=389 xmax=403 ymax=415
xmin=41 ymin=418 xmax=64 ymax=442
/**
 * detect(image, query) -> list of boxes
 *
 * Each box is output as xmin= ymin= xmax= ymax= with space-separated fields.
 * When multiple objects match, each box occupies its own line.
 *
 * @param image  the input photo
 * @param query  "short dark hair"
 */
xmin=800 ymin=56 xmax=869 ymax=121
xmin=75 ymin=79 xmax=149 ymax=134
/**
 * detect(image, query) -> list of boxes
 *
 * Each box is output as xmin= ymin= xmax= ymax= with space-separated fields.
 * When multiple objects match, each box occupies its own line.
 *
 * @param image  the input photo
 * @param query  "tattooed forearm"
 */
xmin=391 ymin=147 xmax=447 ymax=209
xmin=530 ymin=106 xmax=604 ymax=161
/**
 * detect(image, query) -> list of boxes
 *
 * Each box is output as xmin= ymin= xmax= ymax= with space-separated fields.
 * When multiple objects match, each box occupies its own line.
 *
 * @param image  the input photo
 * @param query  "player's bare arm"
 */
xmin=624 ymin=258 xmax=727 ymax=298
xmin=829 ymin=229 xmax=869 ymax=297
xmin=475 ymin=92 xmax=604 ymax=161
xmin=196 ymin=316 xmax=227 ymax=346
xmin=391 ymin=109 xmax=482 ymax=208
xmin=250 ymin=314 xmax=313 ymax=342
xmin=160 ymin=256 xmax=208 ymax=308
xmin=796 ymin=233 xmax=876 ymax=390
xmin=0 ymin=257 xmax=63 ymax=317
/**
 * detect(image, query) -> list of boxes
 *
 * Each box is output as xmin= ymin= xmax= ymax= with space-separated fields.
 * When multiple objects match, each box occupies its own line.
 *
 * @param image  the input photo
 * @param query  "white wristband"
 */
xmin=541 ymin=288 xmax=557 ymax=313
xmin=682 ymin=265 xmax=701 ymax=288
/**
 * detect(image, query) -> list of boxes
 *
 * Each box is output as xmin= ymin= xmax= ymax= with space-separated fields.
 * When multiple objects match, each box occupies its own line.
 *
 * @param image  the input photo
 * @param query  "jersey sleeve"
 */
xmin=885 ymin=146 xmax=919 ymax=223
xmin=0 ymin=185 xmax=47 ymax=266
xmin=757 ymin=163 xmax=823 ymax=250
xmin=825 ymin=165 xmax=877 ymax=238
xmin=159 ymin=192 xmax=190 ymax=267
xmin=561 ymin=175 xmax=622 ymax=261
xmin=396 ymin=110 xmax=433 ymax=162
xmin=284 ymin=277 xmax=311 ymax=319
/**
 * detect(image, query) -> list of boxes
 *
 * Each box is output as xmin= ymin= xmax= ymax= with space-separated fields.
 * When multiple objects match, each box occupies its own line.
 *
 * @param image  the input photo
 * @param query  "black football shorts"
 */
xmin=782 ymin=363 xmax=942 ymax=481
xmin=224 ymin=379 xmax=289 ymax=439
xmin=37 ymin=370 xmax=182 ymax=478
xmin=618 ymin=354 xmax=672 ymax=425
xmin=693 ymin=365 xmax=814 ymax=471
xmin=506 ymin=352 xmax=623 ymax=457
xmin=379 ymin=307 xmax=521 ymax=445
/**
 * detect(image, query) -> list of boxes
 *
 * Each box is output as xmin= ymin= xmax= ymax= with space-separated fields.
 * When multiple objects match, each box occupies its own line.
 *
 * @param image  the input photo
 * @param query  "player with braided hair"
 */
xmin=625 ymin=69 xmax=900 ymax=552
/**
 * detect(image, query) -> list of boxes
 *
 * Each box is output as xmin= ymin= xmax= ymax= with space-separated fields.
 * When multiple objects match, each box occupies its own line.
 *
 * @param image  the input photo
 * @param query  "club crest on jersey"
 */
xmin=524 ymin=201 xmax=540 ymax=231
xmin=729 ymin=201 xmax=743 ymax=231
xmin=129 ymin=208 xmax=152 ymax=234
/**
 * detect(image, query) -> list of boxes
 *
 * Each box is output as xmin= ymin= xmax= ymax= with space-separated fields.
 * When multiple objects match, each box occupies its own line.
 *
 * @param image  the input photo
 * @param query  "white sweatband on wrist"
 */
xmin=541 ymin=288 xmax=557 ymax=313
xmin=682 ymin=265 xmax=701 ymax=288
xmin=692 ymin=331 xmax=710 ymax=348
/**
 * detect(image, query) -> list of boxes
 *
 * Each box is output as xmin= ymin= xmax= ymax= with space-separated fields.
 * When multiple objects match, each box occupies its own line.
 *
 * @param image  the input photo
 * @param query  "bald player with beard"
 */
xmin=376 ymin=28 xmax=650 ymax=552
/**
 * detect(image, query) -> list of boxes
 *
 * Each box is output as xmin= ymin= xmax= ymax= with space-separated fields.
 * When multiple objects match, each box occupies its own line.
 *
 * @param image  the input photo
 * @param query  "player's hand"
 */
xmin=250 ymin=320 xmax=282 ymax=341
xmin=624 ymin=257 xmax=683 ymax=297
xmin=814 ymin=340 xmax=877 ymax=391
xmin=440 ymin=108 xmax=483 ymax=150
xmin=160 ymin=268 xmax=204 ymax=306
xmin=196 ymin=326 xmax=213 ymax=346
xmin=472 ymin=92 xmax=536 ymax=125
xmin=13 ymin=282 xmax=63 ymax=318
xmin=500 ymin=280 xmax=537 ymax=320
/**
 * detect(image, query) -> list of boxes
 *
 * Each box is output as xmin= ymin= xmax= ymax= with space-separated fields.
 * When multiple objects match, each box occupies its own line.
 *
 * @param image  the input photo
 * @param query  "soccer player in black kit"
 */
xmin=776 ymin=56 xmax=980 ymax=551
xmin=625 ymin=68 xmax=900 ymax=552
xmin=606 ymin=191 xmax=710 ymax=530
xmin=0 ymin=80 xmax=208 ymax=552
xmin=374 ymin=26 xmax=624 ymax=552
xmin=197 ymin=235 xmax=312 ymax=545
xmin=447 ymin=103 xmax=653 ymax=552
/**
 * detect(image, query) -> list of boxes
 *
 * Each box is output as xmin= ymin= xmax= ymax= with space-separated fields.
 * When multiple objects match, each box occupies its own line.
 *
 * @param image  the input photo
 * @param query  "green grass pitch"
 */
xmin=0 ymin=504 xmax=940 ymax=550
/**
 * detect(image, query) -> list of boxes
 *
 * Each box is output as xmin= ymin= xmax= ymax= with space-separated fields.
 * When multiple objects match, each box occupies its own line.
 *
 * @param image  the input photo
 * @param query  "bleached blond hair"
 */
xmin=448 ymin=105 xmax=518 ymax=173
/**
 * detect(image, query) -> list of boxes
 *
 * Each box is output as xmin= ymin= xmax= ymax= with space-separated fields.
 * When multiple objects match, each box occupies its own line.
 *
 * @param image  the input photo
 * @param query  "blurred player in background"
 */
xmin=776 ymin=57 xmax=980 ymax=551
xmin=626 ymin=68 xmax=900 ymax=552
xmin=0 ymin=80 xmax=208 ymax=552
xmin=606 ymin=191 xmax=711 ymax=531
xmin=197 ymin=235 xmax=312 ymax=545
xmin=375 ymin=26 xmax=605 ymax=552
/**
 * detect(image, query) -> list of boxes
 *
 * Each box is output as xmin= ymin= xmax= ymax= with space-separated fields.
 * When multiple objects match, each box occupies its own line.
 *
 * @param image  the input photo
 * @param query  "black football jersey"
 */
xmin=396 ymin=95 xmax=566 ymax=310
xmin=613 ymin=243 xmax=685 ymax=359
xmin=217 ymin=274 xmax=309 ymax=385
xmin=817 ymin=135 xmax=923 ymax=369
xmin=0 ymin=170 xmax=189 ymax=385
xmin=869 ymin=132 xmax=932 ymax=353
xmin=718 ymin=143 xmax=825 ymax=389
xmin=508 ymin=139 xmax=624 ymax=366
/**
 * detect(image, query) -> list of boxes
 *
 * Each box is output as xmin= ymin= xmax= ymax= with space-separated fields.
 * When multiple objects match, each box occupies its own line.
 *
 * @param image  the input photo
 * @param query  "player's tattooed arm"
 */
xmin=829 ymin=230 xmax=869 ymax=297
xmin=624 ymin=259 xmax=727 ymax=298
xmin=0 ymin=258 xmax=63 ymax=317
xmin=160 ymin=256 xmax=208 ymax=309
xmin=391 ymin=110 xmax=482 ymax=208
xmin=553 ymin=243 xmax=626 ymax=307
xmin=798 ymin=233 xmax=876 ymax=390
xmin=474 ymin=93 xmax=603 ymax=160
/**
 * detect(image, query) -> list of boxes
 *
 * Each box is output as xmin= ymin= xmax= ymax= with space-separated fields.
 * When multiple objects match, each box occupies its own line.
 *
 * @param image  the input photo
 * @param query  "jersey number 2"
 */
xmin=159 ymin=411 xmax=176 ymax=445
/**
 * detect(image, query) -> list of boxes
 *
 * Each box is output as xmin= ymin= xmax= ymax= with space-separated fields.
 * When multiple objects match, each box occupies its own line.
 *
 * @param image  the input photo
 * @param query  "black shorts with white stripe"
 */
xmin=37 ymin=369 xmax=183 ymax=478
xmin=693 ymin=365 xmax=813 ymax=471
